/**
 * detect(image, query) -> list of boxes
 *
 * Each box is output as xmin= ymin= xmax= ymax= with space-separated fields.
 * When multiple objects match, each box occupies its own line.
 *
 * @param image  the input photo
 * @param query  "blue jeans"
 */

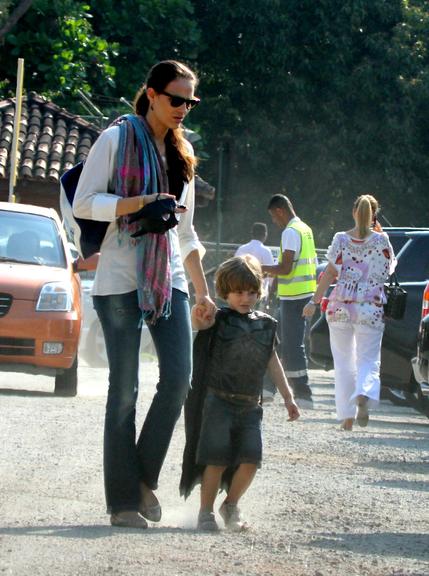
xmin=93 ymin=288 xmax=192 ymax=514
xmin=280 ymin=297 xmax=313 ymax=400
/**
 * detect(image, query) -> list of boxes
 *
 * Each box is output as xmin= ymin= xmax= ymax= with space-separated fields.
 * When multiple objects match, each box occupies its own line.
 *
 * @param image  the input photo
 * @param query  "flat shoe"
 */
xmin=139 ymin=483 xmax=162 ymax=522
xmin=356 ymin=399 xmax=369 ymax=427
xmin=110 ymin=511 xmax=148 ymax=529
xmin=139 ymin=503 xmax=162 ymax=522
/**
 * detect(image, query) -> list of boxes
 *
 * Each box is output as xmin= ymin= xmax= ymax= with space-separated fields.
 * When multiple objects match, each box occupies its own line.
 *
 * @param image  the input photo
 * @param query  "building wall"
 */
xmin=0 ymin=180 xmax=61 ymax=216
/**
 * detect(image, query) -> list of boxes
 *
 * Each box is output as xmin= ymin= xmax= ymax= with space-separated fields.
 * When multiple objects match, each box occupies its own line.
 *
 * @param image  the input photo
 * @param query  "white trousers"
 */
xmin=328 ymin=322 xmax=384 ymax=420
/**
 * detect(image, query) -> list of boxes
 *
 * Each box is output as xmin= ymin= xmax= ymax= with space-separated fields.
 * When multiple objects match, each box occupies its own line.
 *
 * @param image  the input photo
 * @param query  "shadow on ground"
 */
xmin=307 ymin=531 xmax=429 ymax=560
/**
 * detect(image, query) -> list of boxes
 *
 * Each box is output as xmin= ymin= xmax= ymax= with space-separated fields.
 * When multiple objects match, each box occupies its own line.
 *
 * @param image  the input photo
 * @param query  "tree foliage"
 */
xmin=0 ymin=0 xmax=34 ymax=40
xmin=0 ymin=0 xmax=428 ymax=244
xmin=191 ymin=0 xmax=429 ymax=243
xmin=0 ymin=0 xmax=116 ymax=103
xmin=89 ymin=0 xmax=200 ymax=98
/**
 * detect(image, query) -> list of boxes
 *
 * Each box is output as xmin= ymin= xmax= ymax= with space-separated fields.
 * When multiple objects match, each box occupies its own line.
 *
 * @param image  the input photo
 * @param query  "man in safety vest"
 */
xmin=262 ymin=194 xmax=317 ymax=408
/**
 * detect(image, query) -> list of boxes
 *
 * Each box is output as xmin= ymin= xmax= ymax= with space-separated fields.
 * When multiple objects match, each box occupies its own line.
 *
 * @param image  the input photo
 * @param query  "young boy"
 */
xmin=180 ymin=255 xmax=300 ymax=532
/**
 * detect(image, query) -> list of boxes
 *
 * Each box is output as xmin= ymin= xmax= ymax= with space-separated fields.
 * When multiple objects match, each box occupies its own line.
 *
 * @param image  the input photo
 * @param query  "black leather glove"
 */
xmin=128 ymin=197 xmax=178 ymax=237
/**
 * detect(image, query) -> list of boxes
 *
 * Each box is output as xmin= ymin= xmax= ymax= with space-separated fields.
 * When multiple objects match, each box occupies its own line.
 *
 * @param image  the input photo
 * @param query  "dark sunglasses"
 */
xmin=160 ymin=91 xmax=200 ymax=110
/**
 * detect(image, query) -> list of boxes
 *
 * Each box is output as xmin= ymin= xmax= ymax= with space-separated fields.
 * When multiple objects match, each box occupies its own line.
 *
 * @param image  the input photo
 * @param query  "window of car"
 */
xmin=387 ymin=234 xmax=409 ymax=256
xmin=395 ymin=236 xmax=429 ymax=282
xmin=0 ymin=211 xmax=66 ymax=268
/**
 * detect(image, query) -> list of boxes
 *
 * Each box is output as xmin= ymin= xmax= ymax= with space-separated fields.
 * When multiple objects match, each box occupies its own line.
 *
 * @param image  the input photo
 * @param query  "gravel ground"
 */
xmin=0 ymin=362 xmax=428 ymax=576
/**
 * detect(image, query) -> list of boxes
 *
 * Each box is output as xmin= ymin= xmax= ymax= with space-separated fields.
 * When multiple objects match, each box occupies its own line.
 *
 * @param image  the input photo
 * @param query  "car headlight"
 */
xmin=36 ymin=282 xmax=73 ymax=312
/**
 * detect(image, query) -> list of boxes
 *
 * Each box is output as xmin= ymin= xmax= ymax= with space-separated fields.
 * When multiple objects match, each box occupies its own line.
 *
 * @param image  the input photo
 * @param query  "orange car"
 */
xmin=0 ymin=201 xmax=92 ymax=396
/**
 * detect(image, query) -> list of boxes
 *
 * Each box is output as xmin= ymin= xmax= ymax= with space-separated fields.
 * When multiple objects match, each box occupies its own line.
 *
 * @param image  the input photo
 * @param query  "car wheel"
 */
xmin=381 ymin=385 xmax=410 ymax=407
xmin=404 ymin=374 xmax=429 ymax=418
xmin=382 ymin=374 xmax=429 ymax=418
xmin=54 ymin=356 xmax=78 ymax=397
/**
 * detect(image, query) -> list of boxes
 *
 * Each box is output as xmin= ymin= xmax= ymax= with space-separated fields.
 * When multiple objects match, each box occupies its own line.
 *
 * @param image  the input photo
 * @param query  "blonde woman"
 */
xmin=303 ymin=195 xmax=395 ymax=430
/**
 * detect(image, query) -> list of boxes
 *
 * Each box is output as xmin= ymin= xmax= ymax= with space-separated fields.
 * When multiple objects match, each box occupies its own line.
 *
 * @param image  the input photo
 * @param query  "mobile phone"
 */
xmin=177 ymin=204 xmax=187 ymax=209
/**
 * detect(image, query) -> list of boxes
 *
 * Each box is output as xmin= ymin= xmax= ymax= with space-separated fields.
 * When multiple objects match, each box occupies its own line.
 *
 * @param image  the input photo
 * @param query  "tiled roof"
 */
xmin=0 ymin=92 xmax=101 ymax=182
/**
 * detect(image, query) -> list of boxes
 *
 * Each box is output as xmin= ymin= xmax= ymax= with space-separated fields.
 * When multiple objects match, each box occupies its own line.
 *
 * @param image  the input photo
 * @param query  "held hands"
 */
xmin=191 ymin=296 xmax=217 ymax=330
xmin=284 ymin=397 xmax=300 ymax=421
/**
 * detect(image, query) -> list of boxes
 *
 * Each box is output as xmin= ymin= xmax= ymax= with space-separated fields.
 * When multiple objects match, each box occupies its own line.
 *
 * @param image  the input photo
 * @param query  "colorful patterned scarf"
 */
xmin=115 ymin=114 xmax=172 ymax=323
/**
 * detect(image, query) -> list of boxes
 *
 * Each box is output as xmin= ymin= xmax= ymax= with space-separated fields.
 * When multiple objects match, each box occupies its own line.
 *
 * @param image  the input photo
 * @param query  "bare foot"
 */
xmin=340 ymin=418 xmax=354 ymax=431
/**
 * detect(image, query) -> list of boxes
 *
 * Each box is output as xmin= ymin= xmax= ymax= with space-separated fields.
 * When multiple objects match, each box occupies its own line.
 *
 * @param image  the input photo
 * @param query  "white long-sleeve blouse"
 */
xmin=73 ymin=125 xmax=205 ymax=297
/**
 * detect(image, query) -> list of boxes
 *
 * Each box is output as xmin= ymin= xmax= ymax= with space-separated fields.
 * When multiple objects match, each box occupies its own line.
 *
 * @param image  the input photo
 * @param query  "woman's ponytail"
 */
xmin=354 ymin=195 xmax=373 ymax=239
xmin=133 ymin=86 xmax=150 ymax=116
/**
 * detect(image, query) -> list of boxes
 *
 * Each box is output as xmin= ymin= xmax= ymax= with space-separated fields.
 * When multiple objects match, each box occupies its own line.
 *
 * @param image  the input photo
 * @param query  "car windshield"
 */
xmin=0 ymin=210 xmax=66 ymax=267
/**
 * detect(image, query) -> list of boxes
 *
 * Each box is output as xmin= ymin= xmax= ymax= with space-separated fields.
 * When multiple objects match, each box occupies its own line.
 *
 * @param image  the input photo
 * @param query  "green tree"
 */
xmin=0 ymin=0 xmax=117 ymax=106
xmin=0 ymin=0 xmax=34 ymax=41
xmin=90 ymin=0 xmax=199 ymax=92
xmin=1 ymin=0 xmax=428 ymax=244
xmin=191 ymin=0 xmax=429 ymax=244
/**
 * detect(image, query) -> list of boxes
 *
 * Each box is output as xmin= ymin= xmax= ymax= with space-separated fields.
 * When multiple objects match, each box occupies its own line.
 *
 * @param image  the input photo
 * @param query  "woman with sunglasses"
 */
xmin=73 ymin=60 xmax=215 ymax=528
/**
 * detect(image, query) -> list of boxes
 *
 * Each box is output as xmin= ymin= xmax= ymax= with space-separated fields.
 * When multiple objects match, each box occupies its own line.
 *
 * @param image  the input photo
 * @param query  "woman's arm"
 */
xmin=184 ymin=248 xmax=215 ymax=301
xmin=302 ymin=262 xmax=338 ymax=317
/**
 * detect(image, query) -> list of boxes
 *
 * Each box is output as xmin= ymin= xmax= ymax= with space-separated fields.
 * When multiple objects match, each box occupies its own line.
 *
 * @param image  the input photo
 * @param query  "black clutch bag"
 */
xmin=384 ymin=273 xmax=407 ymax=320
xmin=128 ymin=197 xmax=178 ymax=237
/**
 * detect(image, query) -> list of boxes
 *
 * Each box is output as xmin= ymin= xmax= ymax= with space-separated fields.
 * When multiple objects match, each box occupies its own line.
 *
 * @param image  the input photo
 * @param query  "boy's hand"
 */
xmin=284 ymin=398 xmax=300 ymax=421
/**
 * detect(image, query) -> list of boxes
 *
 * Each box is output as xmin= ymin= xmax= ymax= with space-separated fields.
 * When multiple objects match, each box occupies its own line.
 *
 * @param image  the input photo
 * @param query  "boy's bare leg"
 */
xmin=219 ymin=463 xmax=257 ymax=531
xmin=200 ymin=465 xmax=227 ymax=512
xmin=224 ymin=463 xmax=257 ymax=504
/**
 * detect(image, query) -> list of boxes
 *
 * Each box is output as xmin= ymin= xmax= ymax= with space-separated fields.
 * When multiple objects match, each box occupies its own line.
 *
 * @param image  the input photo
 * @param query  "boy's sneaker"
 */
xmin=197 ymin=510 xmax=219 ymax=532
xmin=219 ymin=502 xmax=249 ymax=532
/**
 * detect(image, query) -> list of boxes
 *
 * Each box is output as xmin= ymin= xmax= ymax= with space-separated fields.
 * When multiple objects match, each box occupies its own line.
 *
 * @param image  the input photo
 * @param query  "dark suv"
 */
xmin=309 ymin=228 xmax=429 ymax=416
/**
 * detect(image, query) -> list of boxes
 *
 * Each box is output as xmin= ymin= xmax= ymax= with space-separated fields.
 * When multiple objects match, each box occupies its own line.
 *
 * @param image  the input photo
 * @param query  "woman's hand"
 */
xmin=139 ymin=193 xmax=188 ymax=213
xmin=195 ymin=295 xmax=216 ymax=319
xmin=117 ymin=193 xmax=189 ymax=217
xmin=302 ymin=301 xmax=317 ymax=317
xmin=117 ymin=193 xmax=187 ymax=217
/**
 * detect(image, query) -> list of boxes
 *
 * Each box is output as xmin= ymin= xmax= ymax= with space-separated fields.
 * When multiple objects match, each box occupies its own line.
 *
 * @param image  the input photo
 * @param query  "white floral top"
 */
xmin=325 ymin=231 xmax=396 ymax=328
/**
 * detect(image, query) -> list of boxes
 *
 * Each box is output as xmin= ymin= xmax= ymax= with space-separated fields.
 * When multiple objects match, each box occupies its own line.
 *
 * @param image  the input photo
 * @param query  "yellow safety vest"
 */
xmin=277 ymin=220 xmax=317 ymax=297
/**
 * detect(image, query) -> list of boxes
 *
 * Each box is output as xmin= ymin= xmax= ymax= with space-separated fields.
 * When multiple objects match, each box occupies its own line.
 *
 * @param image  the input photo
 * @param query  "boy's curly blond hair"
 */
xmin=215 ymin=255 xmax=263 ymax=300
